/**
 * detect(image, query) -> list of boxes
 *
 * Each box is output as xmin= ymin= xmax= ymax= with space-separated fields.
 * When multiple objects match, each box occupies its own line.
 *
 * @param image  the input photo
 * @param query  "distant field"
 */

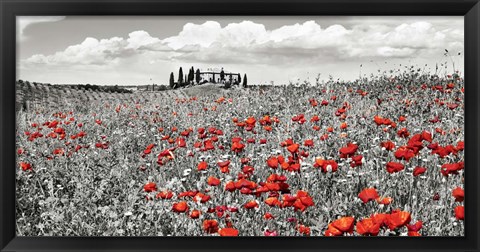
xmin=15 ymin=74 xmax=465 ymax=236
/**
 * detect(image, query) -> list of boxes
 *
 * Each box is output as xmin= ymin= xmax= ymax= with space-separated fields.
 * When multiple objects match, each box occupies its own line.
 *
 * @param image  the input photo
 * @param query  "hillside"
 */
xmin=14 ymin=81 xmax=252 ymax=113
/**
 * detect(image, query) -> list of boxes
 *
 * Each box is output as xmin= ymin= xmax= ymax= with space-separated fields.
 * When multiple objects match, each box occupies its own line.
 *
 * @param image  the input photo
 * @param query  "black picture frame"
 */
xmin=1 ymin=0 xmax=479 ymax=251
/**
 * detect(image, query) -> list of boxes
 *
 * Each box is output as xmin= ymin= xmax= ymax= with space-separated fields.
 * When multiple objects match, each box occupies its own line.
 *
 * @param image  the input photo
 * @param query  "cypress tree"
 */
xmin=189 ymin=67 xmax=195 ymax=83
xmin=243 ymin=74 xmax=248 ymax=88
xmin=169 ymin=72 xmax=175 ymax=88
xmin=195 ymin=69 xmax=201 ymax=84
xmin=178 ymin=67 xmax=183 ymax=84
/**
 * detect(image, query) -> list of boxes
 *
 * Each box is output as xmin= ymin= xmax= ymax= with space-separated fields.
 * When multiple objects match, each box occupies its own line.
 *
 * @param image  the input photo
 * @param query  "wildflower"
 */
xmin=143 ymin=182 xmax=157 ymax=192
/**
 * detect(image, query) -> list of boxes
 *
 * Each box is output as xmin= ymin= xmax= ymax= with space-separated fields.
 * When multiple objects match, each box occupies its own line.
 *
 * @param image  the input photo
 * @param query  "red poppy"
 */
xmin=217 ymin=160 xmax=230 ymax=168
xmin=332 ymin=217 xmax=355 ymax=233
xmin=53 ymin=148 xmax=65 ymax=155
xmin=156 ymin=190 xmax=173 ymax=199
xmin=454 ymin=206 xmax=464 ymax=220
xmin=203 ymin=220 xmax=219 ymax=233
xmin=356 ymin=218 xmax=380 ymax=236
xmin=304 ymin=139 xmax=314 ymax=147
xmin=244 ymin=200 xmax=259 ymax=209
xmin=371 ymin=213 xmax=389 ymax=227
xmin=194 ymin=193 xmax=211 ymax=203
xmin=452 ymin=187 xmax=464 ymax=202
xmin=386 ymin=210 xmax=411 ymax=230
xmin=172 ymin=201 xmax=189 ymax=213
xmin=293 ymin=198 xmax=314 ymax=212
xmin=143 ymin=182 xmax=157 ymax=192
xmin=178 ymin=191 xmax=198 ymax=198
xmin=204 ymin=140 xmax=215 ymax=150
xmin=394 ymin=146 xmax=416 ymax=161
xmin=358 ymin=188 xmax=379 ymax=203
xmin=339 ymin=143 xmax=358 ymax=158
xmin=231 ymin=141 xmax=245 ymax=153
xmin=190 ymin=209 xmax=201 ymax=219
xmin=441 ymin=162 xmax=464 ymax=176
xmin=298 ymin=224 xmax=311 ymax=236
xmin=220 ymin=166 xmax=230 ymax=173
xmin=265 ymin=197 xmax=281 ymax=207
xmin=264 ymin=212 xmax=274 ymax=220
xmin=225 ymin=181 xmax=236 ymax=192
xmin=267 ymin=157 xmax=279 ymax=169
xmin=287 ymin=143 xmax=299 ymax=153
xmin=176 ymin=137 xmax=186 ymax=147
xmin=325 ymin=224 xmax=343 ymax=236
xmin=421 ymin=130 xmax=432 ymax=142
xmin=397 ymin=128 xmax=410 ymax=138
xmin=447 ymin=103 xmax=459 ymax=110
xmin=218 ymin=228 xmax=239 ymax=236
xmin=314 ymin=158 xmax=338 ymax=173
xmin=381 ymin=141 xmax=396 ymax=151
xmin=406 ymin=221 xmax=423 ymax=232
xmin=376 ymin=197 xmax=393 ymax=205
xmin=386 ymin=162 xmax=404 ymax=173
xmin=350 ymin=155 xmax=363 ymax=167
xmin=374 ymin=115 xmax=390 ymax=126
xmin=413 ymin=166 xmax=427 ymax=176
xmin=242 ymin=165 xmax=254 ymax=176
xmin=19 ymin=162 xmax=32 ymax=171
xmin=234 ymin=179 xmax=257 ymax=190
xmin=203 ymin=176 xmax=220 ymax=186
xmin=245 ymin=117 xmax=256 ymax=126
xmin=197 ymin=161 xmax=208 ymax=171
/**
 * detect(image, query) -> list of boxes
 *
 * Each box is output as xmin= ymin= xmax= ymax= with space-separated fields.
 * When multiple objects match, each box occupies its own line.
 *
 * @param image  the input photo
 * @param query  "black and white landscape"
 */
xmin=16 ymin=16 xmax=464 ymax=236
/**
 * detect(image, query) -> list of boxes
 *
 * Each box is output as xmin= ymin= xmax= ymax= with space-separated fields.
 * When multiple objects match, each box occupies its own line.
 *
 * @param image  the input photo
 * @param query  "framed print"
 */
xmin=1 ymin=0 xmax=479 ymax=251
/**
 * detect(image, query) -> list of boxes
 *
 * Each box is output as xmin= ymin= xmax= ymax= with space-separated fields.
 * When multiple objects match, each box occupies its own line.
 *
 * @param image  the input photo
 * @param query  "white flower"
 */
xmin=124 ymin=211 xmax=133 ymax=216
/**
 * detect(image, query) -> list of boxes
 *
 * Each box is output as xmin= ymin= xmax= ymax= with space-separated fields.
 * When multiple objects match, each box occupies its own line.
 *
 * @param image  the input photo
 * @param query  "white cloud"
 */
xmin=24 ymin=31 xmax=166 ymax=66
xmin=164 ymin=21 xmax=222 ymax=49
xmin=17 ymin=16 xmax=65 ymax=41
xmin=126 ymin=30 xmax=161 ymax=50
xmin=21 ymin=19 xmax=464 ymax=79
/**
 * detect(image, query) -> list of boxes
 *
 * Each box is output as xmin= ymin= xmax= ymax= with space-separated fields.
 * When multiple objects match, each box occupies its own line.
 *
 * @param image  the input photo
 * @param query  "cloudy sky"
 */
xmin=17 ymin=16 xmax=464 ymax=85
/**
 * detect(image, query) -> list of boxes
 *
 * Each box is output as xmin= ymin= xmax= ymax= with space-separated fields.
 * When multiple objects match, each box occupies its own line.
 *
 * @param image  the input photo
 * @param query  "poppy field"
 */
xmin=15 ymin=72 xmax=465 ymax=236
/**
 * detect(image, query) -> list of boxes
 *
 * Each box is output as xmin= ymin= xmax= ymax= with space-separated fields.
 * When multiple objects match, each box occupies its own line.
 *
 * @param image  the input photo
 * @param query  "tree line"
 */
xmin=169 ymin=67 xmax=248 ymax=89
